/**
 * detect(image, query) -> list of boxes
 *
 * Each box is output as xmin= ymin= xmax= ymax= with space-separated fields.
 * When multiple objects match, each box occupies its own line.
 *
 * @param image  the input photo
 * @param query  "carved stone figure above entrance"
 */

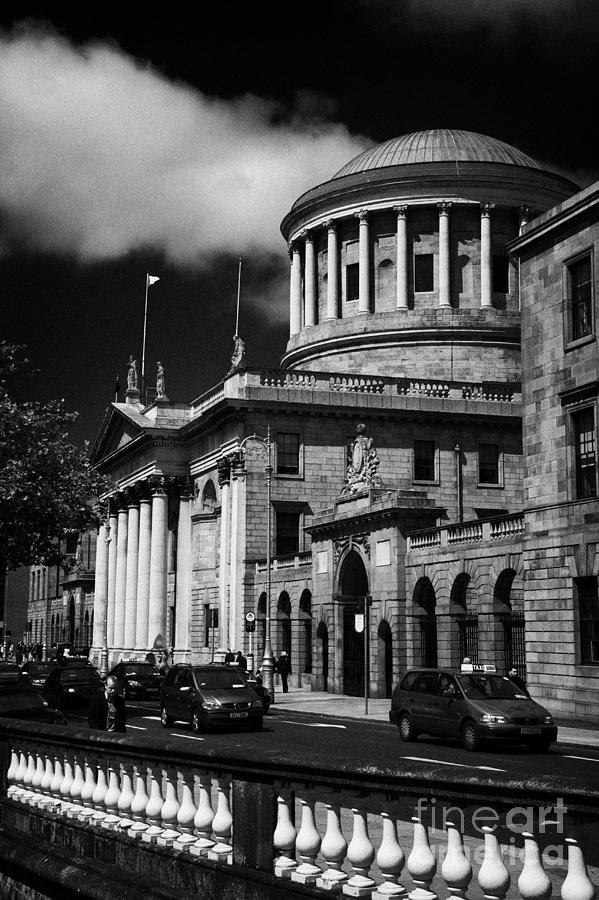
xmin=342 ymin=423 xmax=383 ymax=494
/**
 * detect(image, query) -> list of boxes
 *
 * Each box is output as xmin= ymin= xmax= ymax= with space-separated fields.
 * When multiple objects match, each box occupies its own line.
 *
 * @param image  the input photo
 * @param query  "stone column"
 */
xmin=217 ymin=457 xmax=232 ymax=651
xmin=113 ymin=502 xmax=129 ymax=652
xmin=289 ymin=242 xmax=302 ymax=336
xmin=394 ymin=205 xmax=408 ymax=310
xmin=135 ymin=492 xmax=152 ymax=651
xmin=356 ymin=210 xmax=370 ymax=313
xmin=148 ymin=478 xmax=168 ymax=651
xmin=325 ymin=220 xmax=339 ymax=320
xmin=174 ymin=480 xmax=193 ymax=658
xmin=303 ymin=230 xmax=316 ymax=327
xmin=480 ymin=203 xmax=494 ymax=308
xmin=123 ymin=495 xmax=140 ymax=653
xmin=106 ymin=507 xmax=118 ymax=649
xmin=229 ymin=456 xmax=247 ymax=654
xmin=93 ymin=521 xmax=107 ymax=650
xmin=438 ymin=202 xmax=451 ymax=308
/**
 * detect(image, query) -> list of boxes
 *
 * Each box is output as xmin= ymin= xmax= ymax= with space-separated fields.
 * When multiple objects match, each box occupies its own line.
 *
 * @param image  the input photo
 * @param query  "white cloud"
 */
xmin=0 ymin=26 xmax=371 ymax=265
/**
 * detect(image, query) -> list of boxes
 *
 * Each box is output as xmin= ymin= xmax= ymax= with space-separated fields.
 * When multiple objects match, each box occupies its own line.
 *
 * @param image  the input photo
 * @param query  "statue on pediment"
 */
xmin=228 ymin=334 xmax=246 ymax=373
xmin=342 ymin=423 xmax=383 ymax=494
xmin=156 ymin=361 xmax=168 ymax=400
xmin=127 ymin=355 xmax=138 ymax=390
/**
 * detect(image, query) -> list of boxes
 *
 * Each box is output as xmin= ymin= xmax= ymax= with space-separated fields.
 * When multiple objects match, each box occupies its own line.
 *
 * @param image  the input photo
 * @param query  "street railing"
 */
xmin=0 ymin=720 xmax=597 ymax=899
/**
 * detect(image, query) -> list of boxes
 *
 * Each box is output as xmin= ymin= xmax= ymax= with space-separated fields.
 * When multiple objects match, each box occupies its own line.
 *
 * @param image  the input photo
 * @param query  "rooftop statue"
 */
xmin=229 ymin=334 xmax=246 ymax=373
xmin=127 ymin=355 xmax=138 ymax=391
xmin=156 ymin=361 xmax=168 ymax=400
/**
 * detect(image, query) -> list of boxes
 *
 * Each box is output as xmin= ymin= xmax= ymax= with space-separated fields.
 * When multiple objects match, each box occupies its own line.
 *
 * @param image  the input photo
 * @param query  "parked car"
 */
xmin=43 ymin=664 xmax=103 ymax=709
xmin=20 ymin=660 xmax=59 ymax=690
xmin=224 ymin=666 xmax=272 ymax=714
xmin=160 ymin=664 xmax=263 ymax=732
xmin=0 ymin=686 xmax=67 ymax=725
xmin=108 ymin=661 xmax=164 ymax=699
xmin=389 ymin=664 xmax=558 ymax=752
xmin=0 ymin=662 xmax=26 ymax=686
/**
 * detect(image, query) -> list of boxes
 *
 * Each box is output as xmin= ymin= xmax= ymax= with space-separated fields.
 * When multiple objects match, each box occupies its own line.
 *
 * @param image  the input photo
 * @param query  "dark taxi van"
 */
xmin=389 ymin=663 xmax=558 ymax=752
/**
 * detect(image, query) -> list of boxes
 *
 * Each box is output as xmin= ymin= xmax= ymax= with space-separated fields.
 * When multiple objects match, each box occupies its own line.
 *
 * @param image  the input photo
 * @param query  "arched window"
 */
xmin=377 ymin=258 xmax=395 ymax=303
xmin=202 ymin=480 xmax=217 ymax=513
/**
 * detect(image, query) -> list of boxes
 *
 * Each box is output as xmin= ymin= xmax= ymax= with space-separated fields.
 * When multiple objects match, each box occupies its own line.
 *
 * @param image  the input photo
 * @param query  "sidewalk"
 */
xmin=269 ymin=686 xmax=599 ymax=748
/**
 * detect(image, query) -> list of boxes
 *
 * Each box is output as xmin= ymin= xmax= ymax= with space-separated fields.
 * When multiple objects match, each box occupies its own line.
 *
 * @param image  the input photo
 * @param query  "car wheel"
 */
xmin=461 ymin=720 xmax=480 ymax=751
xmin=528 ymin=738 xmax=552 ymax=753
xmin=399 ymin=712 xmax=417 ymax=742
xmin=160 ymin=706 xmax=173 ymax=727
xmin=191 ymin=709 xmax=203 ymax=733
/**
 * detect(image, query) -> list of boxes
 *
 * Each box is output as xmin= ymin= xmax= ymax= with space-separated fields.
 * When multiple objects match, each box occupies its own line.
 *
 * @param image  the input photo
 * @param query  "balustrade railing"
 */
xmin=1 ymin=721 xmax=597 ymax=899
xmin=408 ymin=513 xmax=526 ymax=553
xmin=255 ymin=551 xmax=312 ymax=573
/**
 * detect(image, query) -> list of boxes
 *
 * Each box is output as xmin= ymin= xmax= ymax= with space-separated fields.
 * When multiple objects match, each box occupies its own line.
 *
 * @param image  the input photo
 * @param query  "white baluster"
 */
xmin=190 ymin=775 xmax=215 ymax=857
xmin=50 ymin=757 xmax=64 ymax=798
xmin=317 ymin=802 xmax=348 ymax=891
xmin=22 ymin=752 xmax=36 ymax=803
xmin=91 ymin=765 xmax=108 ymax=824
xmin=343 ymin=808 xmax=376 ymax=897
xmin=477 ymin=826 xmax=510 ymax=900
xmin=39 ymin=755 xmax=55 ymax=808
xmin=274 ymin=794 xmax=298 ymax=879
xmin=517 ymin=833 xmax=551 ymax=900
xmin=561 ymin=837 xmax=595 ymax=900
xmin=291 ymin=799 xmax=322 ymax=884
xmin=116 ymin=765 xmax=135 ymax=829
xmin=208 ymin=779 xmax=233 ymax=863
xmin=59 ymin=758 xmax=75 ymax=814
xmin=12 ymin=751 xmax=28 ymax=800
xmin=6 ymin=749 xmax=20 ymax=798
xmin=373 ymin=813 xmax=406 ymax=898
xmin=441 ymin=821 xmax=471 ymax=899
xmin=78 ymin=761 xmax=97 ymax=823
xmin=157 ymin=769 xmax=181 ymax=846
xmin=407 ymin=817 xmax=437 ymax=900
xmin=101 ymin=767 xmax=121 ymax=829
xmin=128 ymin=767 xmax=150 ymax=839
xmin=67 ymin=760 xmax=85 ymax=818
xmin=173 ymin=772 xmax=198 ymax=851
xmin=30 ymin=754 xmax=46 ymax=806
xmin=141 ymin=772 xmax=165 ymax=843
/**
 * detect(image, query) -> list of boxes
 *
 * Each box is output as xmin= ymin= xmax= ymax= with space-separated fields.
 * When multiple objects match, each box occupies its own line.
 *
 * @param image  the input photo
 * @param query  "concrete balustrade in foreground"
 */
xmin=0 ymin=721 xmax=597 ymax=899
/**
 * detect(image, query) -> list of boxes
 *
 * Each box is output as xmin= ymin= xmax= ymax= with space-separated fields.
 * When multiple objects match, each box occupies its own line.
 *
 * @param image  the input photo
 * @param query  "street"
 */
xmin=67 ymin=700 xmax=599 ymax=793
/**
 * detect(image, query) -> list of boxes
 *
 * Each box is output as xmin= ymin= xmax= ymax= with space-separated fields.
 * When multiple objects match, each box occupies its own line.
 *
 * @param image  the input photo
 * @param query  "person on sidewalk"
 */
xmin=87 ymin=675 xmax=127 ymax=733
xmin=236 ymin=650 xmax=247 ymax=671
xmin=275 ymin=650 xmax=291 ymax=693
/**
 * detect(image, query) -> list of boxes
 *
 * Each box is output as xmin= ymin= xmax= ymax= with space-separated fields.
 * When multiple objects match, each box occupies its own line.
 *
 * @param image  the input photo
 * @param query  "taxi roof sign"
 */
xmin=460 ymin=662 xmax=497 ymax=673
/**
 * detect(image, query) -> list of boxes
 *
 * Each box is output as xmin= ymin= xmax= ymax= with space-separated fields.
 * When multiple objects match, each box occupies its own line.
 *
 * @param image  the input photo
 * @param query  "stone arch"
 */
xmin=276 ymin=591 xmax=291 ymax=659
xmin=315 ymin=621 xmax=329 ymax=692
xmin=338 ymin=549 xmax=369 ymax=697
xmin=298 ymin=589 xmax=312 ymax=677
xmin=377 ymin=620 xmax=393 ymax=698
xmin=377 ymin=257 xmax=395 ymax=303
xmin=67 ymin=595 xmax=75 ymax=645
xmin=493 ymin=567 xmax=526 ymax=678
xmin=449 ymin=572 xmax=478 ymax=666
xmin=256 ymin=591 xmax=267 ymax=660
xmin=412 ymin=577 xmax=438 ymax=667
xmin=201 ymin=479 xmax=217 ymax=513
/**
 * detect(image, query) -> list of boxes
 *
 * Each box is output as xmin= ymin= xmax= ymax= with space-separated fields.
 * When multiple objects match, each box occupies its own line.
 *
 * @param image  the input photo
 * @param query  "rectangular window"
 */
xmin=276 ymin=432 xmax=300 ymax=475
xmin=573 ymin=407 xmax=597 ymax=499
xmin=414 ymin=254 xmax=434 ymax=293
xmin=578 ymin=577 xmax=599 ymax=665
xmin=478 ymin=443 xmax=500 ymax=485
xmin=568 ymin=255 xmax=593 ymax=342
xmin=413 ymin=440 xmax=436 ymax=482
xmin=276 ymin=511 xmax=300 ymax=556
xmin=346 ymin=263 xmax=359 ymax=301
xmin=492 ymin=255 xmax=509 ymax=293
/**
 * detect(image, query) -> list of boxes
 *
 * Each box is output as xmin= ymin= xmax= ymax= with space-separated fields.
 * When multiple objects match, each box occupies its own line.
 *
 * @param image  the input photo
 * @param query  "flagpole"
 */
xmin=141 ymin=274 xmax=149 ymax=390
xmin=235 ymin=258 xmax=242 ymax=336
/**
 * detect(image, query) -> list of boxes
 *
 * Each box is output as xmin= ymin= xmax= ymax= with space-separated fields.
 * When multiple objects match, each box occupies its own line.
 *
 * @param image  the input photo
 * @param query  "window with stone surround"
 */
xmin=492 ymin=254 xmax=509 ymax=293
xmin=414 ymin=254 xmax=434 ymax=293
xmin=275 ymin=510 xmax=301 ymax=556
xmin=565 ymin=253 xmax=594 ymax=344
xmin=413 ymin=439 xmax=436 ymax=482
xmin=276 ymin=431 xmax=300 ymax=476
xmin=346 ymin=263 xmax=359 ymax=301
xmin=577 ymin=576 xmax=599 ymax=665
xmin=478 ymin=442 xmax=501 ymax=485
xmin=573 ymin=406 xmax=597 ymax=499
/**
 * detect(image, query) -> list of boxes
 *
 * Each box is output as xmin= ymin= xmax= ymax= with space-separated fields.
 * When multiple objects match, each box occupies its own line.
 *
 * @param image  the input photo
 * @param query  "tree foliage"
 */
xmin=0 ymin=342 xmax=111 ymax=570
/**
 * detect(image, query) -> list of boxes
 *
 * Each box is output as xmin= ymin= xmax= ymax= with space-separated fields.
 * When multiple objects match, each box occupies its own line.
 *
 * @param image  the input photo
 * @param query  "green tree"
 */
xmin=0 ymin=342 xmax=111 ymax=570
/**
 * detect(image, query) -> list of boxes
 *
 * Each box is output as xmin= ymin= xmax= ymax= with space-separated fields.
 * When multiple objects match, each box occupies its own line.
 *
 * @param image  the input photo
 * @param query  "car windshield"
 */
xmin=32 ymin=665 xmax=56 ymax=677
xmin=458 ymin=673 xmax=526 ymax=699
xmin=193 ymin=668 xmax=246 ymax=690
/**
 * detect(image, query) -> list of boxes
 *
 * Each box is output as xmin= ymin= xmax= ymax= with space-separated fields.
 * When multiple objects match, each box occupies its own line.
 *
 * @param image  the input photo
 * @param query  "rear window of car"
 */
xmin=193 ymin=668 xmax=247 ymax=689
xmin=60 ymin=669 xmax=100 ymax=682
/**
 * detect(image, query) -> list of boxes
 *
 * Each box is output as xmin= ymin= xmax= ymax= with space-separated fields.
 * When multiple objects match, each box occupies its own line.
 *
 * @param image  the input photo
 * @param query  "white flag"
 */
xmin=147 ymin=274 xmax=160 ymax=287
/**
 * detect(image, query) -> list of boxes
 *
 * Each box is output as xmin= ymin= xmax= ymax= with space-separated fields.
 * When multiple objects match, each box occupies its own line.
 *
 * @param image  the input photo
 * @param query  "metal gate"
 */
xmin=418 ymin=615 xmax=438 ymax=667
xmin=455 ymin=613 xmax=479 ymax=663
xmin=498 ymin=611 xmax=526 ymax=677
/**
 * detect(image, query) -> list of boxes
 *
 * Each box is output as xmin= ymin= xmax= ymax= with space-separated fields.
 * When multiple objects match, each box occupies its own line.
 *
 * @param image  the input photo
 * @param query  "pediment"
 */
xmin=90 ymin=403 xmax=148 ymax=465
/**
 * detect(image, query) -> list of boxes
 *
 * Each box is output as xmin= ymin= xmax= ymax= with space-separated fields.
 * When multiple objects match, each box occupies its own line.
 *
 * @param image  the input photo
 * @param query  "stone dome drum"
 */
xmin=279 ymin=129 xmax=578 ymax=383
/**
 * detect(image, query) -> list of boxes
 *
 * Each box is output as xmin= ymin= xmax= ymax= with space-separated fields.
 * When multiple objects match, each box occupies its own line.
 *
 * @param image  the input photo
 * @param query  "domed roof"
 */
xmin=334 ymin=129 xmax=540 ymax=178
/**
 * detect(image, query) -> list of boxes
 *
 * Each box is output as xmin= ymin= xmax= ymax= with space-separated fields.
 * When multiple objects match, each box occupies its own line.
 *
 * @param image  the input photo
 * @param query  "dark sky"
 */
xmin=1 ymin=0 xmax=598 ymax=445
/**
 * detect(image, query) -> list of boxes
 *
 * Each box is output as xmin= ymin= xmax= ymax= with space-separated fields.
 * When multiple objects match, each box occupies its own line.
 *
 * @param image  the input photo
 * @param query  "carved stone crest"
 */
xmin=342 ymin=423 xmax=383 ymax=494
xmin=334 ymin=532 xmax=371 ymax=564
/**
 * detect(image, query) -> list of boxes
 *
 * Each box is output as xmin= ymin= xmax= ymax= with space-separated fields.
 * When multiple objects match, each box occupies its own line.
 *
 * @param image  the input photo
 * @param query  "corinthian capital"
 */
xmin=324 ymin=219 xmax=337 ymax=232
xmin=480 ymin=202 xmax=496 ymax=216
xmin=355 ymin=209 xmax=369 ymax=222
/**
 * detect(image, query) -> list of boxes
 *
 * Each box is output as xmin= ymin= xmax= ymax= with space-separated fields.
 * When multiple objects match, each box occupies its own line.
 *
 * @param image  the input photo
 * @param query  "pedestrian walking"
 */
xmin=236 ymin=650 xmax=247 ymax=671
xmin=87 ymin=675 xmax=127 ymax=733
xmin=275 ymin=650 xmax=291 ymax=693
xmin=224 ymin=648 xmax=235 ymax=664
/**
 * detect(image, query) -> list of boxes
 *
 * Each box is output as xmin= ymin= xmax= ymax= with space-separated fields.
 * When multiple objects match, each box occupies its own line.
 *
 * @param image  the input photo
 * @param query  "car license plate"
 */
xmin=230 ymin=712 xmax=248 ymax=719
xmin=521 ymin=727 xmax=541 ymax=734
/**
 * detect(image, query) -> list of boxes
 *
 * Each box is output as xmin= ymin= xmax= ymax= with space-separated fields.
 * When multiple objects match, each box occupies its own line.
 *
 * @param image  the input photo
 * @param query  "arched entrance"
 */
xmin=339 ymin=549 xmax=369 ymax=697
xmin=299 ymin=590 xmax=312 ymax=677
xmin=316 ymin=621 xmax=329 ymax=692
xmin=67 ymin=596 xmax=75 ymax=645
xmin=377 ymin=620 xmax=393 ymax=698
